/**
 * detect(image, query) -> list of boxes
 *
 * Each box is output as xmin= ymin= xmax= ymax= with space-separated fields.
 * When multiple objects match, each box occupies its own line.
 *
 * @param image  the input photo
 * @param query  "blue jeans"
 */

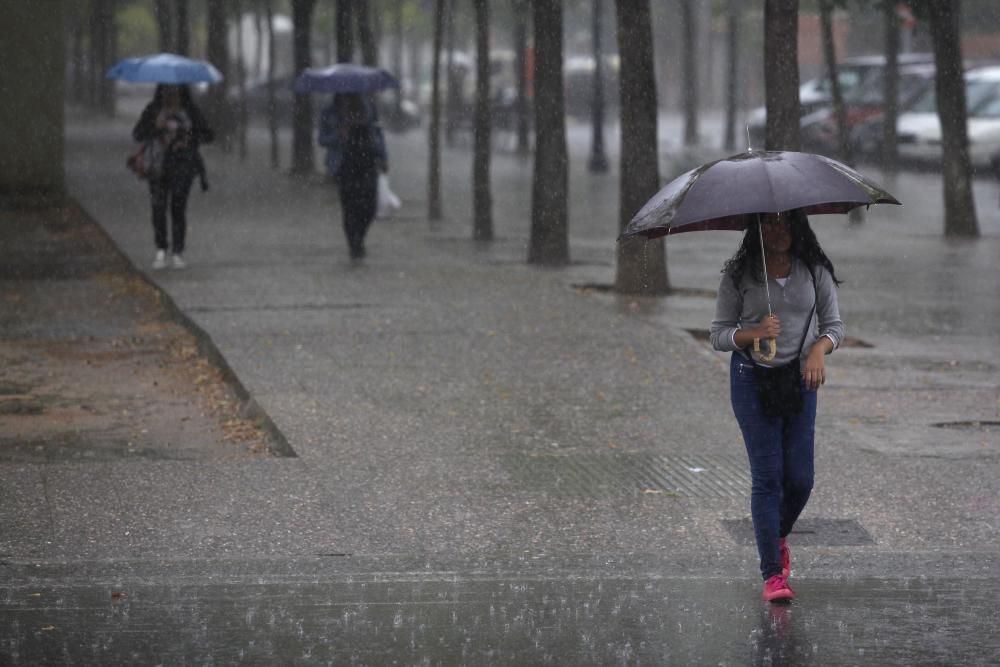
xmin=730 ymin=353 xmax=817 ymax=580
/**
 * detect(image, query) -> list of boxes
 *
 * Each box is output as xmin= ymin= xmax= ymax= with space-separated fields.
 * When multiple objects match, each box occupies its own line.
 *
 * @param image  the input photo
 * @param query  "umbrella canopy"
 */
xmin=294 ymin=64 xmax=400 ymax=94
xmin=106 ymin=53 xmax=223 ymax=84
xmin=621 ymin=150 xmax=901 ymax=240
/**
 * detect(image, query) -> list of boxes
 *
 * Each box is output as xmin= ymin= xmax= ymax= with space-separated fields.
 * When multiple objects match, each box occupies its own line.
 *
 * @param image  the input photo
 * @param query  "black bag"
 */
xmin=753 ymin=359 xmax=804 ymax=418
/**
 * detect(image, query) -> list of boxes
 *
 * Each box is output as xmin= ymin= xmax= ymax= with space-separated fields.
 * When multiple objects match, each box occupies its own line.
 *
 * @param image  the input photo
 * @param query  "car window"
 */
xmin=904 ymin=78 xmax=1000 ymax=115
xmin=967 ymin=80 xmax=1000 ymax=114
xmin=812 ymin=68 xmax=865 ymax=96
xmin=973 ymin=95 xmax=1000 ymax=118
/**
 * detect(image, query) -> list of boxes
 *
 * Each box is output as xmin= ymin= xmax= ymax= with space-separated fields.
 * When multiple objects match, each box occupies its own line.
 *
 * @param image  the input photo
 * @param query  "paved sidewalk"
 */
xmin=1 ymin=103 xmax=998 ymax=664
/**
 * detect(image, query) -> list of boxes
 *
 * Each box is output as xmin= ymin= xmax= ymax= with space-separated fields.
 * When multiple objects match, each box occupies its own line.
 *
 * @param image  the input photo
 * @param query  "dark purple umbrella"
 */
xmin=620 ymin=150 xmax=900 ymax=240
xmin=294 ymin=64 xmax=399 ymax=94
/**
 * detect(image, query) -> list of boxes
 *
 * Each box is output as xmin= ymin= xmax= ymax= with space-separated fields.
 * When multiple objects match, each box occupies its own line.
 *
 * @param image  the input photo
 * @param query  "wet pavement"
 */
xmin=1 ymin=99 xmax=999 ymax=664
xmin=4 ymin=558 xmax=998 ymax=665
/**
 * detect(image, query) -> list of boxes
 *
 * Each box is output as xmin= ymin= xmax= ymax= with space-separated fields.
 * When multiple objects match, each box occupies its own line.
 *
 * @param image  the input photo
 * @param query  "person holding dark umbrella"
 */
xmin=710 ymin=208 xmax=844 ymax=602
xmin=620 ymin=149 xmax=899 ymax=603
xmin=334 ymin=93 xmax=386 ymax=260
xmin=295 ymin=65 xmax=396 ymax=260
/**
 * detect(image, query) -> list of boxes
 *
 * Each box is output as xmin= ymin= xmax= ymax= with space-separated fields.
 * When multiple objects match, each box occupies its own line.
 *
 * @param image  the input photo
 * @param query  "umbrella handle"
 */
xmin=753 ymin=337 xmax=778 ymax=362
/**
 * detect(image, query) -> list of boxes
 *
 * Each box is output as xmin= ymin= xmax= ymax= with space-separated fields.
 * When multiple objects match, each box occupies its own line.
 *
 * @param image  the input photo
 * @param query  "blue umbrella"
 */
xmin=106 ymin=53 xmax=223 ymax=84
xmin=294 ymin=64 xmax=399 ymax=94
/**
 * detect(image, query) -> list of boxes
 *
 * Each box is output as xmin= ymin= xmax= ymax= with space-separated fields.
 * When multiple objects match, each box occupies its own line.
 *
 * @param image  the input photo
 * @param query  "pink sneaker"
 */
xmin=779 ymin=537 xmax=791 ymax=577
xmin=762 ymin=574 xmax=795 ymax=602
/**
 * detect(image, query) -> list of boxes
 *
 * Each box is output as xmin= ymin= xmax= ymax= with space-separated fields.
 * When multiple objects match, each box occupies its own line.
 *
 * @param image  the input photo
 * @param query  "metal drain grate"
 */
xmin=502 ymin=452 xmax=751 ymax=498
xmin=722 ymin=518 xmax=875 ymax=546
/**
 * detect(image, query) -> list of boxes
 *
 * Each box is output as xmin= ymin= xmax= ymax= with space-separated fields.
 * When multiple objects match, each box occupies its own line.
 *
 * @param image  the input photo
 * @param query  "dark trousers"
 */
xmin=730 ymin=353 xmax=817 ymax=580
xmin=339 ymin=175 xmax=377 ymax=254
xmin=149 ymin=169 xmax=194 ymax=254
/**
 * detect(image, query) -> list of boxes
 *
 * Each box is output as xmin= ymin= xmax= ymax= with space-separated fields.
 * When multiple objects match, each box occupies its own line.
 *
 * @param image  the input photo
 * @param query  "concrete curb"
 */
xmin=69 ymin=197 xmax=297 ymax=459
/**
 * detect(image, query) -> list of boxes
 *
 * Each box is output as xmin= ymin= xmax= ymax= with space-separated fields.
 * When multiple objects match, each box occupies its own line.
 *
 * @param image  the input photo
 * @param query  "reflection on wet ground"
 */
xmin=2 ymin=567 xmax=997 ymax=665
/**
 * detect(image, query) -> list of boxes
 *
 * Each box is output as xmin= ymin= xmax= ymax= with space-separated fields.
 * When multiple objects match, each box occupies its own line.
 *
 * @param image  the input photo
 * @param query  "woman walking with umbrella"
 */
xmin=295 ymin=65 xmax=397 ymax=260
xmin=620 ymin=149 xmax=899 ymax=603
xmin=108 ymin=54 xmax=221 ymax=270
xmin=710 ymin=208 xmax=844 ymax=602
xmin=132 ymin=84 xmax=214 ymax=269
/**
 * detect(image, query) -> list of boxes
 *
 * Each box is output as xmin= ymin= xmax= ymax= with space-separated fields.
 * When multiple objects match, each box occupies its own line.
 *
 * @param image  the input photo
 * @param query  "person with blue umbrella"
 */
xmin=132 ymin=84 xmax=214 ymax=269
xmin=108 ymin=53 xmax=219 ymax=270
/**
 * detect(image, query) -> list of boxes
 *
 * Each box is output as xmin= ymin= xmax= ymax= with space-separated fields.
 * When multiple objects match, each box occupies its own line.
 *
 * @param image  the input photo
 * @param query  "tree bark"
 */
xmin=723 ymin=0 xmax=740 ymax=151
xmin=356 ymin=0 xmax=377 ymax=67
xmin=680 ymin=0 xmax=698 ymax=147
xmin=764 ymin=0 xmax=800 ymax=151
xmin=588 ymin=0 xmax=609 ymax=172
xmin=428 ymin=0 xmax=446 ymax=221
xmin=154 ymin=0 xmax=173 ymax=52
xmin=70 ymin=3 xmax=86 ymax=103
xmin=614 ymin=0 xmax=667 ymax=294
xmin=265 ymin=0 xmax=280 ymax=169
xmin=444 ymin=0 xmax=457 ymax=146
xmin=176 ymin=0 xmax=190 ymax=55
xmin=206 ymin=0 xmax=232 ymax=149
xmin=881 ymin=0 xmax=900 ymax=174
xmin=528 ymin=0 xmax=569 ymax=266
xmin=926 ymin=0 xmax=979 ymax=236
xmin=819 ymin=0 xmax=850 ymax=164
xmin=392 ymin=0 xmax=404 ymax=109
xmin=235 ymin=0 xmax=248 ymax=161
xmin=513 ymin=0 xmax=531 ymax=155
xmin=291 ymin=0 xmax=317 ymax=174
xmin=336 ymin=0 xmax=354 ymax=64
xmin=472 ymin=0 xmax=493 ymax=240
xmin=93 ymin=0 xmax=117 ymax=116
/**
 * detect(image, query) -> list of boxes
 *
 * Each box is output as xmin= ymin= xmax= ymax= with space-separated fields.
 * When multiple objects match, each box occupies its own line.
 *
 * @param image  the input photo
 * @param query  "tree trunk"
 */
xmin=253 ymin=0 xmax=264 ymax=80
xmin=154 ymin=0 xmax=173 ymax=52
xmin=764 ymin=0 xmax=800 ymax=151
xmin=528 ymin=0 xmax=569 ymax=266
xmin=235 ymin=0 xmax=248 ymax=161
xmin=588 ymin=0 xmax=608 ymax=172
xmin=356 ymin=0 xmax=377 ymax=67
xmin=723 ymin=0 xmax=740 ymax=151
xmin=93 ymin=0 xmax=117 ymax=116
xmin=881 ymin=0 xmax=900 ymax=174
xmin=176 ymin=0 xmax=190 ymax=55
xmin=206 ymin=0 xmax=232 ymax=150
xmin=336 ymin=0 xmax=354 ymax=63
xmin=265 ymin=0 xmax=280 ymax=169
xmin=393 ymin=0 xmax=404 ymax=109
xmin=428 ymin=0 xmax=446 ymax=221
xmin=927 ymin=0 xmax=979 ymax=236
xmin=445 ymin=0 xmax=459 ymax=146
xmin=680 ymin=0 xmax=698 ymax=146
xmin=472 ymin=0 xmax=493 ymax=240
xmin=819 ymin=0 xmax=850 ymax=164
xmin=70 ymin=4 xmax=86 ymax=103
xmin=513 ymin=0 xmax=531 ymax=155
xmin=614 ymin=0 xmax=667 ymax=294
xmin=291 ymin=0 xmax=317 ymax=174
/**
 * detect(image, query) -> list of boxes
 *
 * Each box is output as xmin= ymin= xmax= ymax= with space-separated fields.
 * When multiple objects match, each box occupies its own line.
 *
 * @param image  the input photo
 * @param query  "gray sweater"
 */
xmin=710 ymin=258 xmax=845 ymax=367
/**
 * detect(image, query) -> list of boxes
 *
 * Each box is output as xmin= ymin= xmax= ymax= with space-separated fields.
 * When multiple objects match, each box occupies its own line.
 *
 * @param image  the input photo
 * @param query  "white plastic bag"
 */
xmin=376 ymin=173 xmax=402 ymax=219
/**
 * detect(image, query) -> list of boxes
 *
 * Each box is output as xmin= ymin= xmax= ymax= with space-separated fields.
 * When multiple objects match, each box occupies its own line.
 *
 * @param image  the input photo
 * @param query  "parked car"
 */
xmin=745 ymin=53 xmax=934 ymax=149
xmin=894 ymin=65 xmax=1000 ymax=170
xmin=805 ymin=63 xmax=938 ymax=158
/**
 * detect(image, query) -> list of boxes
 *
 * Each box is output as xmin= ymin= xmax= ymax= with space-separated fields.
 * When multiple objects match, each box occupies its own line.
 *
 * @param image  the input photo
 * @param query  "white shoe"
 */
xmin=152 ymin=250 xmax=167 ymax=270
xmin=171 ymin=254 xmax=186 ymax=270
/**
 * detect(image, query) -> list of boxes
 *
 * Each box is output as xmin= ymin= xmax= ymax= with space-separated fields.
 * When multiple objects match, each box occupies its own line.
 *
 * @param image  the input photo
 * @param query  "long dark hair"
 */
xmin=722 ymin=209 xmax=842 ymax=287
